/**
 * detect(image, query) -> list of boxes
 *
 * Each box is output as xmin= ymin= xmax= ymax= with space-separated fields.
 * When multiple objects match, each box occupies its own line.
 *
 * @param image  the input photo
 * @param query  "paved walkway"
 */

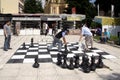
xmin=0 ymin=35 xmax=120 ymax=80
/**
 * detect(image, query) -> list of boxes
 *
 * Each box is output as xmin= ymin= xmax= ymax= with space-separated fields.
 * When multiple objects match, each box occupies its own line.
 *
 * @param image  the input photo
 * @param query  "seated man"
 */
xmin=48 ymin=29 xmax=69 ymax=52
xmin=100 ymin=28 xmax=110 ymax=43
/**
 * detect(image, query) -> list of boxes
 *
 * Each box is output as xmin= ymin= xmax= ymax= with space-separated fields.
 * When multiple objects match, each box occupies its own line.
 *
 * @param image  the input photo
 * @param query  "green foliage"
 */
xmin=23 ymin=0 xmax=44 ymax=13
xmin=36 ymin=0 xmax=44 ymax=13
xmin=65 ymin=0 xmax=97 ymax=19
xmin=90 ymin=21 xmax=102 ymax=29
xmin=95 ymin=0 xmax=120 ymax=17
xmin=110 ymin=35 xmax=119 ymax=42
xmin=93 ymin=36 xmax=100 ymax=40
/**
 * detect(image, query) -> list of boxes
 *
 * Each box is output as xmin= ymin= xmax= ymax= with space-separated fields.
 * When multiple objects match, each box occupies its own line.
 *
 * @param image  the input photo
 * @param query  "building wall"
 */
xmin=0 ymin=0 xmax=24 ymax=14
xmin=44 ymin=0 xmax=67 ymax=14
xmin=94 ymin=16 xmax=120 ymax=36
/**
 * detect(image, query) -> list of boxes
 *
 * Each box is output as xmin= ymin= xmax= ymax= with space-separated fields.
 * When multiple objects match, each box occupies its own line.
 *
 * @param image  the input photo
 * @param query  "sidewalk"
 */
xmin=0 ymin=35 xmax=120 ymax=80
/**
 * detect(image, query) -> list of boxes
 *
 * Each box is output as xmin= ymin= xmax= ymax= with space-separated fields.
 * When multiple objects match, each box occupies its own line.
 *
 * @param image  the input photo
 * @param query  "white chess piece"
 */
xmin=78 ymin=42 xmax=83 ymax=51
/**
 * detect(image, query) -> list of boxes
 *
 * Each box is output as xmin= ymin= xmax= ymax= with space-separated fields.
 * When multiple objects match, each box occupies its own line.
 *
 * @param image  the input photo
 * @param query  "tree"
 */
xmin=95 ymin=0 xmax=111 ymax=16
xmin=36 ymin=0 xmax=44 ymax=13
xmin=23 ymin=0 xmax=44 ymax=13
xmin=113 ymin=0 xmax=120 ymax=17
xmin=65 ymin=0 xmax=97 ymax=19
xmin=95 ymin=0 xmax=120 ymax=17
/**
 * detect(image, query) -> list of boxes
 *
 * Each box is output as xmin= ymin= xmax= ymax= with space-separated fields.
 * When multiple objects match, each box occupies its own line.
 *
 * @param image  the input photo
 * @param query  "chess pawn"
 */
xmin=31 ymin=38 xmax=34 ymax=47
xmin=82 ymin=56 xmax=90 ymax=73
xmin=96 ymin=54 xmax=104 ymax=68
xmin=80 ymin=54 xmax=86 ymax=67
xmin=61 ymin=53 xmax=68 ymax=68
xmin=56 ymin=53 xmax=62 ymax=66
xmin=74 ymin=54 xmax=80 ymax=68
xmin=90 ymin=55 xmax=96 ymax=71
xmin=68 ymin=57 xmax=74 ymax=70
xmin=64 ymin=44 xmax=69 ymax=54
xmin=33 ymin=56 xmax=39 ymax=68
xmin=22 ymin=42 xmax=26 ymax=49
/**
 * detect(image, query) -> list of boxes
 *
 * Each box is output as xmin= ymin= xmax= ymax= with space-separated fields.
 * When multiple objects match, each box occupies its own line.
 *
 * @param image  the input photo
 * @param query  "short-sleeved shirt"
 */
xmin=81 ymin=25 xmax=92 ymax=36
xmin=55 ymin=30 xmax=66 ymax=39
xmin=4 ymin=24 xmax=11 ymax=35
xmin=104 ymin=31 xmax=110 ymax=39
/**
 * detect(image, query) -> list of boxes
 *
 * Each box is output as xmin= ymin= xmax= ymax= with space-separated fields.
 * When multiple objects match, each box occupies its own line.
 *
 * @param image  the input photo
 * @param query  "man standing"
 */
xmin=48 ymin=29 xmax=69 ymax=52
xmin=3 ymin=20 xmax=12 ymax=51
xmin=79 ymin=23 xmax=93 ymax=51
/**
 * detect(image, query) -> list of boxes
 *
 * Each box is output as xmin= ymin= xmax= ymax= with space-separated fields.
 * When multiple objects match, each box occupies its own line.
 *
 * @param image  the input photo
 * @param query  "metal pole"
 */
xmin=97 ymin=4 xmax=99 ymax=16
xmin=0 ymin=0 xmax=1 ymax=13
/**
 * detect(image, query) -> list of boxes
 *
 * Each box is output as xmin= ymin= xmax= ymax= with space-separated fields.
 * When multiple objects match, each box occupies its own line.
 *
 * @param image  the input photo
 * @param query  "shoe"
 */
xmin=4 ymin=49 xmax=8 ymax=51
xmin=90 ymin=47 xmax=95 ymax=49
xmin=8 ymin=48 xmax=12 ymax=49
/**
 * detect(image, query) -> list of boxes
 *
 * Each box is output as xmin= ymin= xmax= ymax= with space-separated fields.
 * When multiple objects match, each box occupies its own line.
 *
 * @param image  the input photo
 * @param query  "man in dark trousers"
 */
xmin=48 ymin=29 xmax=69 ymax=52
xmin=3 ymin=20 xmax=12 ymax=51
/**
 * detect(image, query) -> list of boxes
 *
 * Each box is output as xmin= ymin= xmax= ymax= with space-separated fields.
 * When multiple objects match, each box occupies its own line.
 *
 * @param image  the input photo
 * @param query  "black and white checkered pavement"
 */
xmin=7 ymin=42 xmax=116 ymax=63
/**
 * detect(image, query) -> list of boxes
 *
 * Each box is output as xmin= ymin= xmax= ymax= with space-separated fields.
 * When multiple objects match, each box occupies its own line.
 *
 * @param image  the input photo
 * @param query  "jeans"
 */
xmin=4 ymin=35 xmax=11 ymax=50
xmin=100 ymin=36 xmax=109 ymax=43
xmin=48 ymin=37 xmax=62 ymax=51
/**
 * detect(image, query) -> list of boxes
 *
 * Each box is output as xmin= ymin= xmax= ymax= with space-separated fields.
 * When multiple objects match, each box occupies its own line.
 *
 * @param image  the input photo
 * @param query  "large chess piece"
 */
xmin=31 ymin=38 xmax=34 ymax=47
xmin=90 ymin=55 xmax=96 ymax=71
xmin=96 ymin=54 xmax=104 ymax=68
xmin=80 ymin=54 xmax=86 ymax=67
xmin=33 ymin=55 xmax=39 ymax=68
xmin=64 ymin=44 xmax=68 ymax=53
xmin=74 ymin=54 xmax=80 ymax=68
xmin=61 ymin=53 xmax=68 ymax=68
xmin=68 ymin=57 xmax=74 ymax=70
xmin=56 ymin=53 xmax=62 ymax=66
xmin=82 ymin=55 xmax=90 ymax=73
xmin=61 ymin=45 xmax=68 ymax=68
xmin=22 ymin=42 xmax=26 ymax=49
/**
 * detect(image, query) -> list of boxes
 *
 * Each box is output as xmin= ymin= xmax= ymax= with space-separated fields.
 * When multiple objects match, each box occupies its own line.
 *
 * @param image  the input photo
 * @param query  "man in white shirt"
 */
xmin=79 ymin=23 xmax=93 ymax=51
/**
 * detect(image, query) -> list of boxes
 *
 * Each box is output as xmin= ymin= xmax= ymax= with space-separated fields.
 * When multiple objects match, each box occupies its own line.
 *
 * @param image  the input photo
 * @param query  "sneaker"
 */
xmin=4 ymin=49 xmax=8 ymax=51
xmin=8 ymin=48 xmax=12 ymax=49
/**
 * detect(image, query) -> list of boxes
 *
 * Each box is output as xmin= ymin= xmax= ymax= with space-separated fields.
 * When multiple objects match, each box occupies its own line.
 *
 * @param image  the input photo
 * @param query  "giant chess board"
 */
xmin=7 ymin=42 xmax=116 ymax=63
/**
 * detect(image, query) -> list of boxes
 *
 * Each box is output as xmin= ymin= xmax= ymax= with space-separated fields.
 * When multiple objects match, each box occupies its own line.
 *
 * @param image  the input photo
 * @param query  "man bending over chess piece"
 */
xmin=48 ymin=28 xmax=69 ymax=52
xmin=79 ymin=22 xmax=93 ymax=51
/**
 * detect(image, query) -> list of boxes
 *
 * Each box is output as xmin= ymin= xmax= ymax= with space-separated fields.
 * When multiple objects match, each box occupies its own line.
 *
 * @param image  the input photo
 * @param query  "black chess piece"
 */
xmin=68 ymin=57 xmax=74 ymax=70
xmin=33 ymin=56 xmax=39 ymax=68
xmin=96 ymin=54 xmax=104 ymax=68
xmin=82 ymin=55 xmax=90 ymax=73
xmin=56 ymin=53 xmax=62 ymax=65
xmin=64 ymin=44 xmax=69 ymax=53
xmin=31 ymin=38 xmax=34 ymax=47
xmin=74 ymin=54 xmax=80 ymax=68
xmin=22 ymin=42 xmax=26 ymax=49
xmin=61 ymin=53 xmax=68 ymax=68
xmin=80 ymin=54 xmax=86 ymax=67
xmin=90 ymin=55 xmax=96 ymax=71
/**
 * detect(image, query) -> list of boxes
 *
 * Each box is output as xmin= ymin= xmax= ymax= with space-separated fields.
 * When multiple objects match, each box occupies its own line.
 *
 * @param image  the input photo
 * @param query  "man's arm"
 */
xmin=79 ymin=34 xmax=83 ymax=42
xmin=62 ymin=37 xmax=67 ymax=45
xmin=3 ymin=26 xmax=7 ymax=37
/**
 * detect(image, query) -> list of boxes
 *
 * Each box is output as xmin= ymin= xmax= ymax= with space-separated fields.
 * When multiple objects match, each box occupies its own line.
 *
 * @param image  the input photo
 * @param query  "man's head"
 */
xmin=104 ymin=28 xmax=107 ymax=32
xmin=65 ymin=29 xmax=69 ymax=35
xmin=6 ymin=20 xmax=11 ymax=26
